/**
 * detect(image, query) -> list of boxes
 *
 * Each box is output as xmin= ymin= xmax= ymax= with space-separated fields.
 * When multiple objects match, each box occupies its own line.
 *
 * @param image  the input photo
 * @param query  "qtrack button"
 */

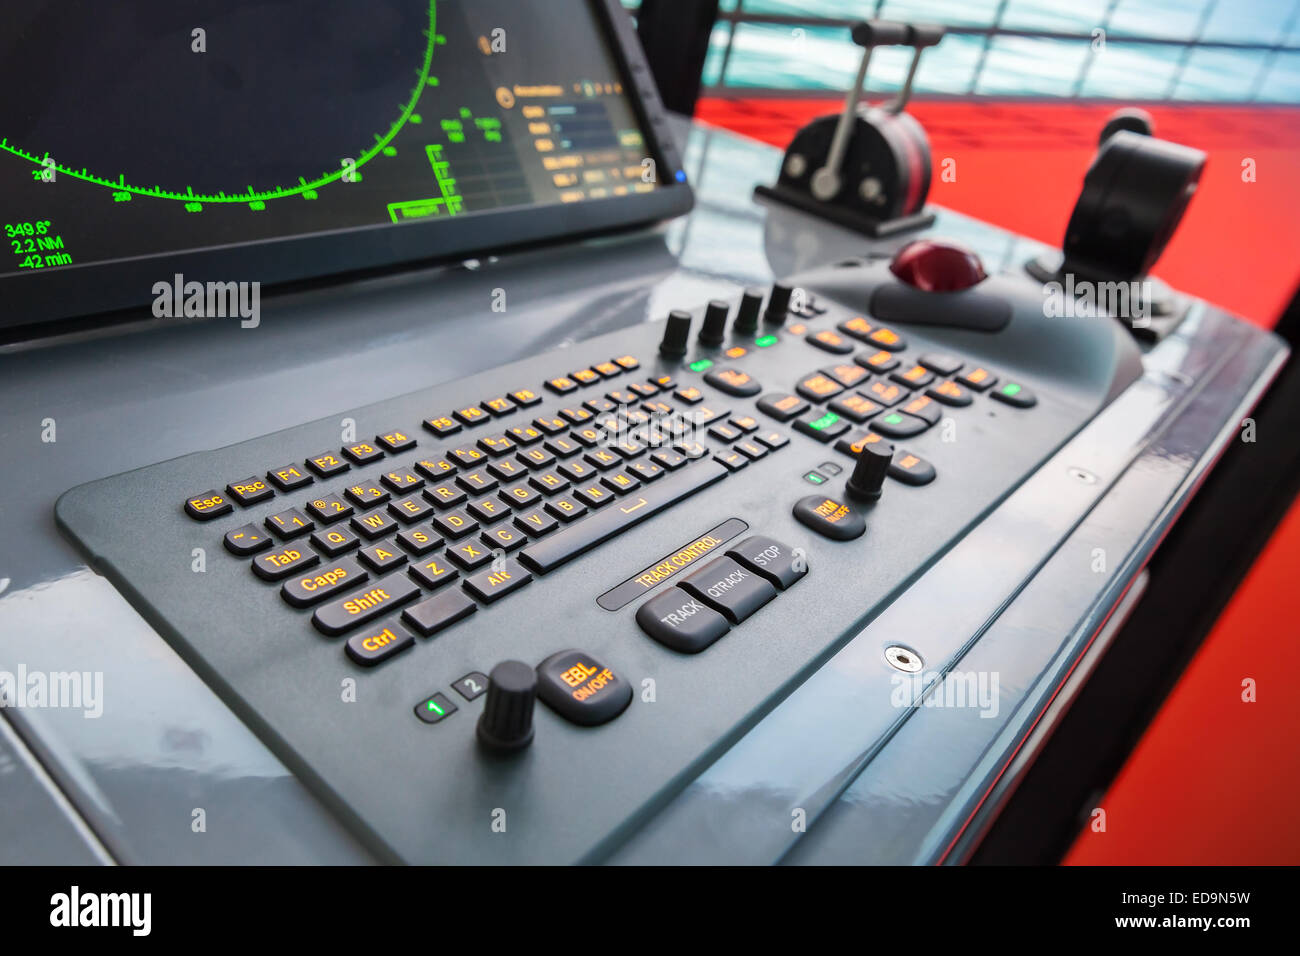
xmin=679 ymin=556 xmax=777 ymax=625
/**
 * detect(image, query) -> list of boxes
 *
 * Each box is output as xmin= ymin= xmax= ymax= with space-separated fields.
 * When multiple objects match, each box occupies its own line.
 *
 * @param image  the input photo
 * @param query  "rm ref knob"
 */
xmin=476 ymin=660 xmax=537 ymax=753
xmin=658 ymin=310 xmax=692 ymax=358
xmin=846 ymin=440 xmax=892 ymax=501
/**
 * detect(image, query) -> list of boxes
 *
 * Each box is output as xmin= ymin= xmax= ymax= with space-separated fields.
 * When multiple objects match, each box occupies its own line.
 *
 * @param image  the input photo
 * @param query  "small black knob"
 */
xmin=477 ymin=660 xmax=536 ymax=753
xmin=699 ymin=300 xmax=729 ymax=346
xmin=659 ymin=310 xmax=692 ymax=359
xmin=764 ymin=282 xmax=793 ymax=324
xmin=734 ymin=289 xmax=763 ymax=334
xmin=846 ymin=441 xmax=892 ymax=501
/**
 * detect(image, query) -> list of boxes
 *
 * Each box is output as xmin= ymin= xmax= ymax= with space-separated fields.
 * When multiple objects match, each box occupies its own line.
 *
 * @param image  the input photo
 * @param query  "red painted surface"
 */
xmin=698 ymin=96 xmax=1300 ymax=864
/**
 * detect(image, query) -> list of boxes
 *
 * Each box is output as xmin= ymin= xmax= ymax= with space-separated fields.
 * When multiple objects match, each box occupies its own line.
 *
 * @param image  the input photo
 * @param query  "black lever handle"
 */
xmin=850 ymin=20 xmax=912 ymax=49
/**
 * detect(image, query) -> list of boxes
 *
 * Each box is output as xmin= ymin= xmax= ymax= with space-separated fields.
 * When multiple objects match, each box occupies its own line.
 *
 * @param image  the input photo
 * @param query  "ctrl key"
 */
xmin=345 ymin=619 xmax=414 ymax=667
xmin=636 ymin=587 xmax=730 ymax=653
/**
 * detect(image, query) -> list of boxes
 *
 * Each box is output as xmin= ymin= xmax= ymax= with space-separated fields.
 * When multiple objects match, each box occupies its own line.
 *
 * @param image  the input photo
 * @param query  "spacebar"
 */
xmin=519 ymin=461 xmax=728 ymax=574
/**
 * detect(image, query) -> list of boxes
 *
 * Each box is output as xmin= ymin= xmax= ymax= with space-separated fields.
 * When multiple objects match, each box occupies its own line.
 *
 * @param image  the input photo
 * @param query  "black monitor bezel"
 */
xmin=0 ymin=0 xmax=692 ymax=331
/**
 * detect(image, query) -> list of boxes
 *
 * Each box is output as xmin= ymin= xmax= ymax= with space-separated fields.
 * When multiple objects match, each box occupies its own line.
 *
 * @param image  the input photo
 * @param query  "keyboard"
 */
xmin=55 ymin=253 xmax=1142 ymax=863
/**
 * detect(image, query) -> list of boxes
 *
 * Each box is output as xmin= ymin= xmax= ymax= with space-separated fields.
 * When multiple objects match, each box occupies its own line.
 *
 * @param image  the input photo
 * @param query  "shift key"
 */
xmin=312 ymin=575 xmax=420 ymax=635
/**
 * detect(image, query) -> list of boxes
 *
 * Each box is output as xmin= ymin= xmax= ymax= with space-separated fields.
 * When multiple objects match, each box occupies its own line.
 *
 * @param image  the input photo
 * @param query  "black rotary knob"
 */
xmin=699 ymin=300 xmax=729 ymax=346
xmin=846 ymin=440 xmax=893 ymax=501
xmin=734 ymin=288 xmax=763 ymax=334
xmin=764 ymin=282 xmax=793 ymax=324
xmin=659 ymin=310 xmax=692 ymax=359
xmin=477 ymin=660 xmax=537 ymax=753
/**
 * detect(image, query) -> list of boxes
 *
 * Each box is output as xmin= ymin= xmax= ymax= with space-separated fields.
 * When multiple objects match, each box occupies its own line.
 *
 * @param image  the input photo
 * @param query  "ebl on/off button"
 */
xmin=535 ymin=650 xmax=632 ymax=726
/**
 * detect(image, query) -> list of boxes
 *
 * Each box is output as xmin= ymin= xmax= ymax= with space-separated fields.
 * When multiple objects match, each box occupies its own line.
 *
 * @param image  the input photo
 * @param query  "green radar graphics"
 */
xmin=1 ymin=0 xmax=439 ymax=208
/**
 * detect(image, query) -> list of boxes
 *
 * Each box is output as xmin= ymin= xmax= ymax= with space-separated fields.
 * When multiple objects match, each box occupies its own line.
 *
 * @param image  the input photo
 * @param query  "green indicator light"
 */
xmin=754 ymin=335 xmax=778 ymax=348
xmin=1002 ymin=383 xmax=1022 ymax=396
xmin=688 ymin=359 xmax=714 ymax=372
xmin=810 ymin=412 xmax=839 ymax=431
xmin=426 ymin=699 xmax=445 ymax=716
xmin=883 ymin=413 xmax=903 ymax=425
xmin=804 ymin=472 xmax=827 ymax=484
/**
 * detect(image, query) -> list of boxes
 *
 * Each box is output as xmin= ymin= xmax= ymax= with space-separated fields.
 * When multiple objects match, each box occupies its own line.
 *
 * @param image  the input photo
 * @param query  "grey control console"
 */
xmin=54 ymin=249 xmax=1142 ymax=863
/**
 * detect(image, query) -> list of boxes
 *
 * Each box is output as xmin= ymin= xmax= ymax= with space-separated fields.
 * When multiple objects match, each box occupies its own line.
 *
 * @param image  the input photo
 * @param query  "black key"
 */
xmin=413 ymin=456 xmax=457 ymax=481
xmin=424 ymin=482 xmax=468 ymax=508
xmin=519 ymin=461 xmax=728 ymax=574
xmin=312 ymin=575 xmax=421 ymax=635
xmin=447 ymin=538 xmax=494 ymax=571
xmin=481 ymin=524 xmax=528 ymax=552
xmin=870 ymin=410 xmax=929 ymax=438
xmin=380 ymin=468 xmax=424 ymax=493
xmin=224 ymin=523 xmax=273 ymax=556
xmin=456 ymin=469 xmax=498 ymax=493
xmin=990 ymin=380 xmax=1037 ymax=408
xmin=403 ymin=589 xmax=476 ymax=636
xmin=545 ymin=436 xmax=581 ymax=458
xmin=822 ymin=362 xmax=871 ymax=389
xmin=185 ymin=489 xmax=233 ymax=521
xmin=899 ymin=395 xmax=942 ymax=426
xmin=612 ymin=438 xmax=646 ymax=459
xmin=508 ymin=423 xmax=544 ymax=445
xmin=926 ymin=380 xmax=973 ymax=407
xmin=311 ymin=526 xmax=360 ymax=558
xmin=829 ymin=392 xmax=884 ymax=423
xmin=865 ymin=379 xmax=911 ymax=407
xmin=792 ymin=494 xmax=866 ymax=541
xmin=408 ymin=553 xmax=459 ymax=590
xmin=433 ymin=509 xmax=479 ymax=539
xmin=535 ymin=650 xmax=632 ymax=726
xmin=559 ymin=406 xmax=594 ymax=424
xmin=453 ymin=405 xmax=491 ymax=427
xmin=796 ymin=372 xmax=844 ymax=403
xmin=282 ymin=557 xmax=368 ymax=608
xmin=704 ymin=367 xmax=761 ymax=397
xmin=636 ymin=587 xmax=731 ymax=653
xmin=726 ymin=535 xmax=808 ymax=590
xmin=467 ymin=495 xmax=509 ymax=524
xmin=714 ymin=448 xmax=749 ymax=471
xmin=855 ymin=349 xmax=900 ymax=373
xmin=757 ymin=392 xmax=809 ymax=422
xmin=559 ymin=459 xmax=597 ymax=483
xmin=529 ymin=470 xmax=571 ymax=495
xmin=756 ymin=430 xmax=789 ymax=450
xmin=688 ymin=404 xmax=729 ymax=427
xmin=890 ymin=364 xmax=936 ymax=389
xmin=266 ymin=464 xmax=313 ymax=492
xmin=515 ymin=509 xmax=559 ymax=537
xmin=488 ymin=457 xmax=527 ymax=481
xmin=344 ymin=481 xmax=389 ymax=508
xmin=500 ymin=483 xmax=541 ymax=508
xmin=388 ymin=495 xmax=432 ymax=524
xmin=806 ymin=329 xmax=854 ymax=354
xmin=423 ymin=415 xmax=462 ymax=438
xmin=452 ymin=672 xmax=490 ymax=700
xmin=376 ymin=429 xmax=417 ymax=453
xmin=607 ymin=389 xmax=638 ymax=405
xmin=585 ymin=397 xmax=617 ymax=414
xmin=346 ymin=620 xmax=415 ymax=666
xmin=478 ymin=434 xmax=516 ymax=457
xmin=709 ymin=423 xmax=742 ymax=443
xmin=642 ymin=399 xmax=674 ymax=418
xmin=306 ymin=493 xmax=353 ymax=524
xmin=674 ymin=439 xmax=709 ymax=460
xmin=483 ymin=396 xmax=517 ymax=417
xmin=890 ymin=450 xmax=937 ymax=486
xmin=306 ymin=452 xmax=350 ymax=478
xmin=628 ymin=381 xmax=658 ymax=398
xmin=414 ymin=691 xmax=459 ymax=722
xmin=601 ymin=471 xmax=641 ymax=494
xmin=451 ymin=445 xmax=488 ymax=467
xmin=613 ymin=355 xmax=641 ymax=371
xmin=518 ymin=446 xmax=555 ymax=469
xmin=674 ymin=385 xmax=704 ymax=404
xmin=835 ymin=430 xmax=893 ymax=459
xmin=510 ymin=388 xmax=543 ymax=407
xmin=359 ymin=542 xmax=409 ymax=574
xmin=342 ymin=442 xmax=384 ymax=465
xmin=463 ymin=558 xmax=534 ymax=603
xmin=545 ymin=495 xmax=587 ymax=522
xmin=837 ymin=316 xmax=875 ymax=341
xmin=265 ymin=507 xmax=314 ymax=540
xmin=574 ymin=482 xmax=615 ymax=508
xmin=793 ymin=410 xmax=850 ymax=442
xmin=957 ymin=366 xmax=998 ymax=391
xmin=652 ymin=449 xmax=687 ymax=470
xmin=868 ymin=327 xmax=906 ymax=351
xmin=592 ymin=361 xmax=622 ymax=379
xmin=570 ymin=425 xmax=603 ymax=447
xmin=350 ymin=508 xmax=398 ymax=540
xmin=252 ymin=543 xmax=319 ymax=582
xmin=917 ymin=353 xmax=964 ymax=376
xmin=226 ymin=476 xmax=274 ymax=506
xmin=584 ymin=448 xmax=622 ymax=470
xmin=729 ymin=414 xmax=760 ymax=433
xmin=533 ymin=414 xmax=568 ymax=435
xmin=571 ymin=368 xmax=601 ymax=387
xmin=735 ymin=440 xmax=768 ymax=460
xmin=396 ymin=524 xmax=442 ymax=556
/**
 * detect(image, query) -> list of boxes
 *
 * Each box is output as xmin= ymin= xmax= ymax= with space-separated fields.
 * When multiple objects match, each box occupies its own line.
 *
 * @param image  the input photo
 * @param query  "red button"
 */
xmin=889 ymin=239 xmax=987 ymax=292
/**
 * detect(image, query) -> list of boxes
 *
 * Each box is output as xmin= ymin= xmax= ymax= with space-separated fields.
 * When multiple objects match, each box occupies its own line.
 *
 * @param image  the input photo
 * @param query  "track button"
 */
xmin=678 ymin=556 xmax=777 ymax=625
xmin=636 ymin=587 xmax=730 ymax=653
